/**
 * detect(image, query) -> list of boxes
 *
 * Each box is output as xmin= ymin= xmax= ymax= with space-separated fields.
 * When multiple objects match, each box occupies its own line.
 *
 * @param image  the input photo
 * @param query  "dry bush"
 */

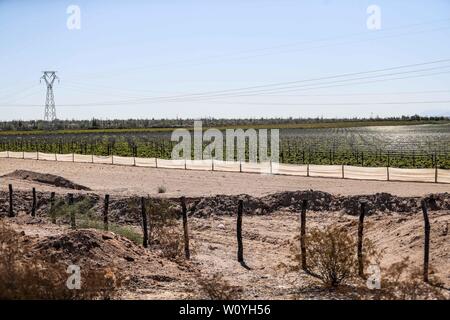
xmin=196 ymin=272 xmax=242 ymax=300
xmin=157 ymin=185 xmax=167 ymax=194
xmin=0 ymin=221 xmax=122 ymax=300
xmin=145 ymin=199 xmax=190 ymax=260
xmin=155 ymin=226 xmax=185 ymax=260
xmin=145 ymin=199 xmax=178 ymax=242
xmin=373 ymin=258 xmax=447 ymax=300
xmin=291 ymin=225 xmax=380 ymax=287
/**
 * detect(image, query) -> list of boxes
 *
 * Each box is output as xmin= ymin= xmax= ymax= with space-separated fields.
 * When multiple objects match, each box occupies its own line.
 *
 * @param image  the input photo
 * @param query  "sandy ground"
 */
xmin=1 ymin=158 xmax=449 ymax=299
xmin=4 ymin=210 xmax=450 ymax=299
xmin=1 ymin=158 xmax=449 ymax=197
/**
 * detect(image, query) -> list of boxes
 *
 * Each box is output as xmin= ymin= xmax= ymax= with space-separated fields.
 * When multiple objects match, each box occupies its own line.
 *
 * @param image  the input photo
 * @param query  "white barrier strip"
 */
xmin=186 ymin=160 xmax=213 ymax=171
xmin=309 ymin=165 xmax=342 ymax=178
xmin=135 ymin=157 xmax=156 ymax=167
xmin=438 ymin=169 xmax=450 ymax=184
xmin=1 ymin=151 xmax=449 ymax=183
xmin=389 ymin=168 xmax=436 ymax=183
xmin=344 ymin=165 xmax=387 ymax=181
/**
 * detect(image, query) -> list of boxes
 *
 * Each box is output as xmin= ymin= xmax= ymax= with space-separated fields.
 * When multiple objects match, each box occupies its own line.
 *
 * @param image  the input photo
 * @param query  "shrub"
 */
xmin=0 ymin=221 xmax=122 ymax=300
xmin=157 ymin=185 xmax=167 ymax=194
xmin=51 ymin=197 xmax=96 ymax=222
xmin=293 ymin=225 xmax=379 ymax=287
xmin=145 ymin=198 xmax=178 ymax=243
xmin=196 ymin=273 xmax=242 ymax=300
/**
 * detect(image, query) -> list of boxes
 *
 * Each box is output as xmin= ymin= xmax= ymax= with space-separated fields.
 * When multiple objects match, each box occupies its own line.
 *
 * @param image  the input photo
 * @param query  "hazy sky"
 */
xmin=1 ymin=0 xmax=450 ymax=120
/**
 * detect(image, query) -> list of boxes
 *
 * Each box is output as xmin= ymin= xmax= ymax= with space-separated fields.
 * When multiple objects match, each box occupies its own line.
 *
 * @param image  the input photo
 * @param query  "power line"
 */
xmin=1 ymin=99 xmax=449 ymax=108
xmin=67 ymin=17 xmax=450 ymax=81
xmin=48 ymin=59 xmax=450 ymax=106
xmin=2 ymin=59 xmax=450 ymax=108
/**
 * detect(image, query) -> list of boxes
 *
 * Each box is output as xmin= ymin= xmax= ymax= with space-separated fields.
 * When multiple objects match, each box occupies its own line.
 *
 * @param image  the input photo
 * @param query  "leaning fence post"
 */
xmin=50 ymin=192 xmax=56 ymax=224
xmin=104 ymin=194 xmax=109 ymax=231
xmin=300 ymin=199 xmax=308 ymax=271
xmin=237 ymin=199 xmax=244 ymax=263
xmin=31 ymin=187 xmax=37 ymax=217
xmin=421 ymin=199 xmax=430 ymax=283
xmin=68 ymin=193 xmax=76 ymax=229
xmin=181 ymin=196 xmax=190 ymax=259
xmin=8 ymin=184 xmax=14 ymax=217
xmin=141 ymin=197 xmax=148 ymax=248
xmin=357 ymin=199 xmax=367 ymax=278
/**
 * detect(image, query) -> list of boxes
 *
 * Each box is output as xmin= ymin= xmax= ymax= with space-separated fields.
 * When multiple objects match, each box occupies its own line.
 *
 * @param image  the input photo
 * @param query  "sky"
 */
xmin=0 ymin=0 xmax=450 ymax=120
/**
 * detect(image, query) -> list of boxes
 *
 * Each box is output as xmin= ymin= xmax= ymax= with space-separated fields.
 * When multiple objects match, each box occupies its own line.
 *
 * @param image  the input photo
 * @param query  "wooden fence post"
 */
xmin=104 ymin=194 xmax=109 ymax=231
xmin=421 ymin=199 xmax=430 ymax=283
xmin=341 ymin=164 xmax=345 ymax=179
xmin=307 ymin=163 xmax=310 ymax=177
xmin=237 ymin=199 xmax=244 ymax=263
xmin=181 ymin=196 xmax=190 ymax=259
xmin=357 ymin=199 xmax=367 ymax=278
xmin=300 ymin=199 xmax=308 ymax=271
xmin=141 ymin=197 xmax=148 ymax=248
xmin=68 ymin=193 xmax=75 ymax=229
xmin=50 ymin=192 xmax=56 ymax=224
xmin=31 ymin=187 xmax=37 ymax=217
xmin=435 ymin=164 xmax=438 ymax=183
xmin=8 ymin=184 xmax=14 ymax=217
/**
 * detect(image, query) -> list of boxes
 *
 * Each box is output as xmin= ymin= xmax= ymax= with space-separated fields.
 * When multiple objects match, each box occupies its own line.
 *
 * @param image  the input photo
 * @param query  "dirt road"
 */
xmin=1 ymin=158 xmax=448 ymax=197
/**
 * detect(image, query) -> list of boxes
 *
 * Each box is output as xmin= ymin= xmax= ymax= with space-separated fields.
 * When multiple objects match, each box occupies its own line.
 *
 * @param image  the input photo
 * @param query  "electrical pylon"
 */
xmin=40 ymin=71 xmax=59 ymax=121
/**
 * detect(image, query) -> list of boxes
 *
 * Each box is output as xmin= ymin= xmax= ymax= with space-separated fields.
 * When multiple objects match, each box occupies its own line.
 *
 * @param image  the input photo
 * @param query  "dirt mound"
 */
xmin=34 ymin=229 xmax=143 ymax=266
xmin=182 ymin=191 xmax=450 ymax=217
xmin=2 ymin=189 xmax=449 ymax=221
xmin=2 ymin=170 xmax=90 ymax=191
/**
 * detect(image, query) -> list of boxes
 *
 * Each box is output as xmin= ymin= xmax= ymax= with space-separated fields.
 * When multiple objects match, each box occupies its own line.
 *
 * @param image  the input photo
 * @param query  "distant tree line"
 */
xmin=0 ymin=115 xmax=448 ymax=132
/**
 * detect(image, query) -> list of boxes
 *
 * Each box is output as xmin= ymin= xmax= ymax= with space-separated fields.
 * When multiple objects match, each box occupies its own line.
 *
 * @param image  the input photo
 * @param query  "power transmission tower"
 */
xmin=40 ymin=71 xmax=59 ymax=121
